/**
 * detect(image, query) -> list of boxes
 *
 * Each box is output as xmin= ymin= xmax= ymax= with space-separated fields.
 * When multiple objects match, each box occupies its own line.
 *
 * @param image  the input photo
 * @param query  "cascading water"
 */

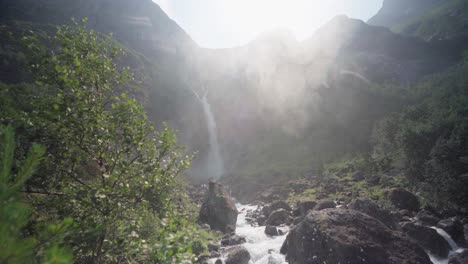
xmin=427 ymin=227 xmax=466 ymax=264
xmin=201 ymin=95 xmax=224 ymax=179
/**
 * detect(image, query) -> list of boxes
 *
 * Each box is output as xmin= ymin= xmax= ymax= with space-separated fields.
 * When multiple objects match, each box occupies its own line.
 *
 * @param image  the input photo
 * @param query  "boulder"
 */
xmin=221 ymin=235 xmax=246 ymax=246
xmin=416 ymin=210 xmax=441 ymax=226
xmin=348 ymin=198 xmax=398 ymax=229
xmin=401 ymin=222 xmax=451 ymax=258
xmin=214 ymin=259 xmax=223 ymax=264
xmin=265 ymin=225 xmax=279 ymax=236
xmin=265 ymin=209 xmax=290 ymax=226
xmin=208 ymin=242 xmax=220 ymax=252
xmin=449 ymin=250 xmax=468 ymax=264
xmin=314 ymin=199 xmax=336 ymax=211
xmin=199 ymin=182 xmax=238 ymax=233
xmin=437 ymin=218 xmax=465 ymax=245
xmin=225 ymin=246 xmax=251 ymax=264
xmin=262 ymin=201 xmax=292 ymax=217
xmin=387 ymin=188 xmax=420 ymax=211
xmin=296 ymin=200 xmax=317 ymax=216
xmin=282 ymin=209 xmax=431 ymax=264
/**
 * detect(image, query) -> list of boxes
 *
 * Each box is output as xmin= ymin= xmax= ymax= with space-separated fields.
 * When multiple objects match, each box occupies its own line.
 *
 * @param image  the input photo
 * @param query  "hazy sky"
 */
xmin=153 ymin=0 xmax=384 ymax=48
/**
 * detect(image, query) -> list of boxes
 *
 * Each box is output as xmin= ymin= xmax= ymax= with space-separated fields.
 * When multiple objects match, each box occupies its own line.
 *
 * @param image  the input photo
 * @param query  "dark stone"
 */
xmin=438 ymin=218 xmax=465 ymax=245
xmin=225 ymin=246 xmax=250 ymax=264
xmin=262 ymin=201 xmax=292 ymax=217
xmin=282 ymin=209 xmax=431 ymax=264
xmin=215 ymin=259 xmax=223 ymax=264
xmin=399 ymin=209 xmax=413 ymax=217
xmin=225 ymin=225 xmax=236 ymax=234
xmin=449 ymin=250 xmax=468 ymax=264
xmin=265 ymin=209 xmax=290 ymax=226
xmin=314 ymin=199 xmax=336 ymax=211
xmin=199 ymin=182 xmax=238 ymax=233
xmin=257 ymin=215 xmax=267 ymax=226
xmin=387 ymin=188 xmax=420 ymax=211
xmin=210 ymin=252 xmax=221 ymax=258
xmin=208 ymin=242 xmax=220 ymax=252
xmin=296 ymin=200 xmax=317 ymax=216
xmin=401 ymin=222 xmax=451 ymax=258
xmin=265 ymin=225 xmax=279 ymax=236
xmin=416 ymin=210 xmax=441 ymax=226
xmin=221 ymin=235 xmax=246 ymax=246
xmin=348 ymin=198 xmax=398 ymax=229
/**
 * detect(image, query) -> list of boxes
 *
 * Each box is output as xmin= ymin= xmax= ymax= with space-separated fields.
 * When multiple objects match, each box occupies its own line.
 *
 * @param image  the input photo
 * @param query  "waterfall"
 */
xmin=201 ymin=95 xmax=224 ymax=179
xmin=427 ymin=227 xmax=466 ymax=264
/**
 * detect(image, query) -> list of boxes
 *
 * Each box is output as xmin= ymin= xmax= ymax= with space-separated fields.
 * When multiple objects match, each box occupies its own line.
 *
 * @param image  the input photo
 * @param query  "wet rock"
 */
xmin=225 ymin=246 xmax=251 ymax=264
xmin=210 ymin=252 xmax=221 ymax=258
xmin=221 ymin=235 xmax=246 ymax=246
xmin=465 ymin=224 xmax=468 ymax=243
xmin=348 ymin=198 xmax=398 ymax=229
xmin=314 ymin=199 xmax=336 ymax=211
xmin=387 ymin=188 xmax=420 ymax=211
xmin=296 ymin=200 xmax=317 ymax=216
xmin=265 ymin=209 xmax=290 ymax=226
xmin=399 ymin=209 xmax=413 ymax=218
xmin=401 ymin=222 xmax=451 ymax=258
xmin=257 ymin=214 xmax=267 ymax=226
xmin=416 ymin=210 xmax=440 ymax=226
xmin=438 ymin=218 xmax=465 ymax=245
xmin=282 ymin=209 xmax=431 ymax=264
xmin=199 ymin=182 xmax=238 ymax=233
xmin=449 ymin=250 xmax=468 ymax=264
xmin=265 ymin=225 xmax=279 ymax=236
xmin=214 ymin=259 xmax=223 ymax=264
xmin=225 ymin=225 xmax=236 ymax=234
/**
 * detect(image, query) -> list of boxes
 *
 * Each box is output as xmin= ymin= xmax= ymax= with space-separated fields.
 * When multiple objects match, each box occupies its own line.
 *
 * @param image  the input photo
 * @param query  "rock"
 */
xmin=225 ymin=225 xmax=236 ymax=234
xmin=265 ymin=225 xmax=279 ymax=236
xmin=200 ymin=223 xmax=211 ymax=230
xmin=199 ymin=182 xmax=238 ymax=233
xmin=215 ymin=259 xmax=223 ymax=264
xmin=438 ymin=218 xmax=465 ymax=245
xmin=208 ymin=242 xmax=220 ymax=252
xmin=265 ymin=209 xmax=290 ymax=226
xmin=210 ymin=252 xmax=221 ymax=258
xmin=348 ymin=198 xmax=398 ymax=229
xmin=282 ymin=209 xmax=431 ymax=264
xmin=257 ymin=214 xmax=267 ymax=226
xmin=449 ymin=250 xmax=468 ymax=264
xmin=399 ymin=209 xmax=413 ymax=217
xmin=263 ymin=201 xmax=292 ymax=217
xmin=401 ymin=222 xmax=451 ymax=258
xmin=296 ymin=200 xmax=317 ymax=216
xmin=387 ymin=188 xmax=420 ymax=211
xmin=221 ymin=235 xmax=246 ymax=246
xmin=416 ymin=210 xmax=441 ymax=226
xmin=225 ymin=246 xmax=251 ymax=264
xmin=314 ymin=199 xmax=336 ymax=211
xmin=465 ymin=224 xmax=468 ymax=243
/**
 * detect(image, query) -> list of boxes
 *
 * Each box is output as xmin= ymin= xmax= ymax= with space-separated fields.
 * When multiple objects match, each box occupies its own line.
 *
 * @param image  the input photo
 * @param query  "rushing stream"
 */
xmin=212 ymin=204 xmax=466 ymax=264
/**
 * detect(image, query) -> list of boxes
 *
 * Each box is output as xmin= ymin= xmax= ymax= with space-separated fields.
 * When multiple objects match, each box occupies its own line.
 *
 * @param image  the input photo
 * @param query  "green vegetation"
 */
xmin=0 ymin=20 xmax=211 ymax=263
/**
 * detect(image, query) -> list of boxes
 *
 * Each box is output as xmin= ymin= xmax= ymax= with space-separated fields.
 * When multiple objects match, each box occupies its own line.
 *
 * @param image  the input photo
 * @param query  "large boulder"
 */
xmin=449 ymin=250 xmax=468 ymax=264
xmin=225 ymin=246 xmax=251 ymax=264
xmin=281 ymin=209 xmax=431 ymax=264
xmin=386 ymin=188 xmax=420 ymax=211
xmin=265 ymin=225 xmax=279 ymax=236
xmin=266 ymin=209 xmax=290 ymax=226
xmin=221 ymin=234 xmax=246 ymax=246
xmin=296 ymin=200 xmax=317 ymax=216
xmin=199 ymin=182 xmax=238 ymax=233
xmin=437 ymin=218 xmax=466 ymax=245
xmin=416 ymin=210 xmax=441 ymax=226
xmin=401 ymin=222 xmax=451 ymax=258
xmin=348 ymin=198 xmax=398 ymax=229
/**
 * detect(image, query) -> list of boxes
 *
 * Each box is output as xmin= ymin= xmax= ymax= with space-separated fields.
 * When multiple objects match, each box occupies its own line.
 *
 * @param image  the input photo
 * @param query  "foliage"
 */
xmin=0 ymin=125 xmax=73 ymax=264
xmin=0 ymin=19 xmax=204 ymax=263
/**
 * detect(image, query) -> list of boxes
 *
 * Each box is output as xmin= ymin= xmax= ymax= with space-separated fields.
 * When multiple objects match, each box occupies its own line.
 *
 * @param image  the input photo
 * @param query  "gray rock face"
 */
xmin=225 ymin=246 xmax=251 ymax=264
xmin=387 ymin=188 xmax=420 ymax=211
xmin=314 ymin=199 xmax=336 ymax=211
xmin=265 ymin=225 xmax=279 ymax=236
xmin=449 ymin=250 xmax=468 ymax=264
xmin=265 ymin=209 xmax=290 ymax=226
xmin=282 ymin=209 xmax=431 ymax=264
xmin=401 ymin=222 xmax=451 ymax=258
xmin=199 ymin=182 xmax=238 ymax=233
xmin=348 ymin=198 xmax=398 ymax=229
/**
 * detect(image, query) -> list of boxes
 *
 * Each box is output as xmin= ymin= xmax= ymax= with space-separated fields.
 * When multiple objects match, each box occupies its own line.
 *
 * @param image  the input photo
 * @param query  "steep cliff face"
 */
xmin=368 ymin=0 xmax=446 ymax=29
